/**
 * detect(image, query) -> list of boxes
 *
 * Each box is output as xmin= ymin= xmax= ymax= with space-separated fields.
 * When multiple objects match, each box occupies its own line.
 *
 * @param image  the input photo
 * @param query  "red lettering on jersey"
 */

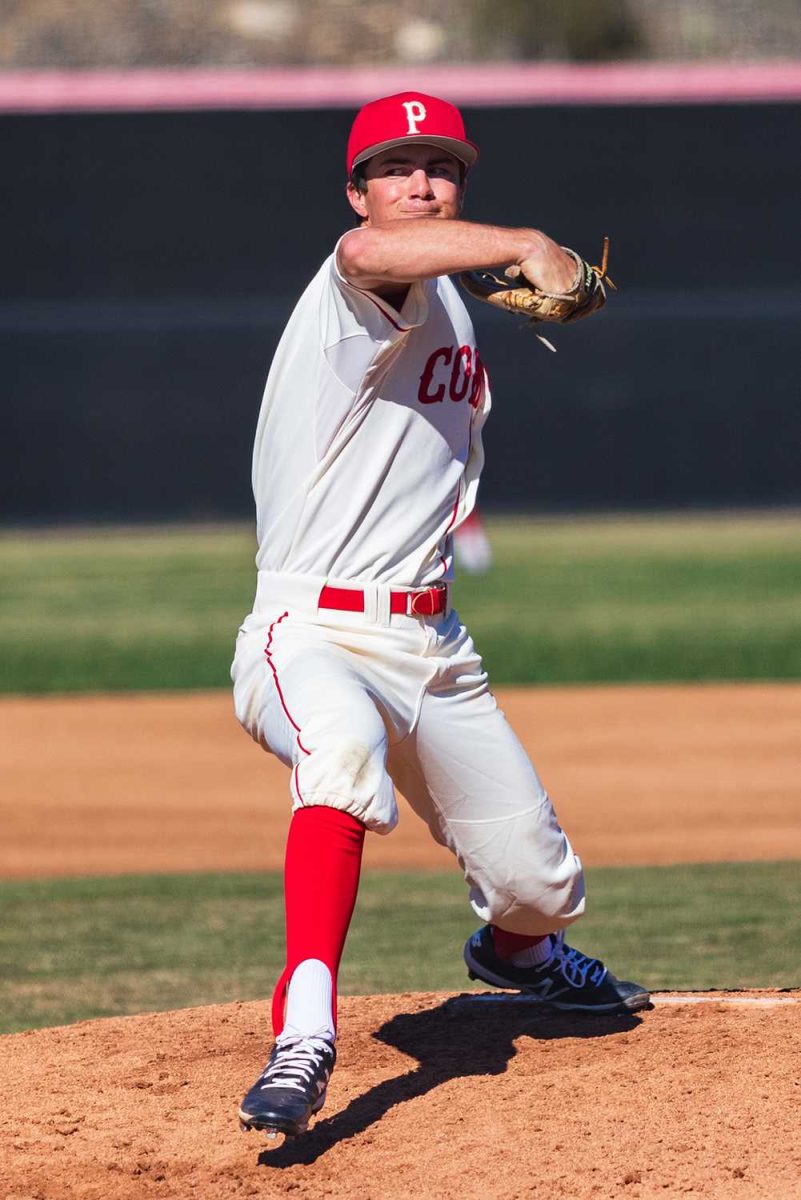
xmin=419 ymin=345 xmax=485 ymax=407
xmin=468 ymin=351 xmax=486 ymax=409
xmin=449 ymin=345 xmax=472 ymax=402
xmin=418 ymin=346 xmax=453 ymax=404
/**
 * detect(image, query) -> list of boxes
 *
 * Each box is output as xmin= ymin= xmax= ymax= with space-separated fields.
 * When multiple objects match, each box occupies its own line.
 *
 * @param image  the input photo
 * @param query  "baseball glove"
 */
xmin=459 ymin=237 xmax=615 ymax=335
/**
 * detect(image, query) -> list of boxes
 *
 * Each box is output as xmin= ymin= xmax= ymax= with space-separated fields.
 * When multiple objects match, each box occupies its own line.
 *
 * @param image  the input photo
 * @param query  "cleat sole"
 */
xmin=237 ymin=1107 xmax=312 ymax=1139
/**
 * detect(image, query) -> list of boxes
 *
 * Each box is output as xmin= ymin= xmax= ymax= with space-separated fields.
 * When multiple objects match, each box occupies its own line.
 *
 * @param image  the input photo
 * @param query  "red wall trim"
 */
xmin=2 ymin=61 xmax=801 ymax=114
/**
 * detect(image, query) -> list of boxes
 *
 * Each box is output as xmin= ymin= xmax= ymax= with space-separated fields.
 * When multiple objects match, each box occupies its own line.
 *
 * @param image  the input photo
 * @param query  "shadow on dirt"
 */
xmin=258 ymin=993 xmax=645 ymax=1167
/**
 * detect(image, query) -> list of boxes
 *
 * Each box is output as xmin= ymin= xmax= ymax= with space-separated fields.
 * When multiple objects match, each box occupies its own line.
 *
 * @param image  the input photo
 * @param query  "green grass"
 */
xmin=0 ymin=525 xmax=256 ymax=693
xmin=1 ymin=512 xmax=800 ymax=693
xmin=462 ymin=512 xmax=801 ymax=682
xmin=1 ymin=862 xmax=798 ymax=1035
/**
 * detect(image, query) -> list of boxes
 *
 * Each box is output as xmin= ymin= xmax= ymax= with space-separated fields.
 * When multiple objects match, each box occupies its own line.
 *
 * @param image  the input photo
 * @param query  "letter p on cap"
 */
xmin=402 ymin=99 xmax=427 ymax=134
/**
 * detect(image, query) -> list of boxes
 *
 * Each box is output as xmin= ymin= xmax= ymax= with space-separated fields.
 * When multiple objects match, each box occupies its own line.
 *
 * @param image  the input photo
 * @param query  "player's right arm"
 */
xmin=337 ymin=218 xmax=576 ymax=297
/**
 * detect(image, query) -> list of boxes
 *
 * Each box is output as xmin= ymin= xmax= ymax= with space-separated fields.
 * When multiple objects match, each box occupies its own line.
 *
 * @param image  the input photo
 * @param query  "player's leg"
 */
xmin=238 ymin=803 xmax=363 ymax=1137
xmin=272 ymin=805 xmax=364 ymax=1041
xmin=388 ymin=681 xmax=585 ymax=935
xmin=234 ymin=626 xmax=397 ymax=1133
xmin=388 ymin=643 xmax=648 ymax=1013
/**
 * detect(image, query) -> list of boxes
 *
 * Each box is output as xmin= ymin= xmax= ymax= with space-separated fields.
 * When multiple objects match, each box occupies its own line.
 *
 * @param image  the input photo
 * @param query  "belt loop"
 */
xmin=362 ymin=583 xmax=392 ymax=627
xmin=362 ymin=583 xmax=390 ymax=628
xmin=362 ymin=584 xmax=377 ymax=625
xmin=374 ymin=584 xmax=392 ymax=628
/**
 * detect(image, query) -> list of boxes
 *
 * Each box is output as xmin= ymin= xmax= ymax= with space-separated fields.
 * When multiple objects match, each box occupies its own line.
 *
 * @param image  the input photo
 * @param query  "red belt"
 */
xmin=318 ymin=583 xmax=448 ymax=617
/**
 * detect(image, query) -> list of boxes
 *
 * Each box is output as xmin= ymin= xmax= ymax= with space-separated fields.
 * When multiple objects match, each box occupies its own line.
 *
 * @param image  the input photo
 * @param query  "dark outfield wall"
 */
xmin=2 ymin=102 xmax=799 ymax=521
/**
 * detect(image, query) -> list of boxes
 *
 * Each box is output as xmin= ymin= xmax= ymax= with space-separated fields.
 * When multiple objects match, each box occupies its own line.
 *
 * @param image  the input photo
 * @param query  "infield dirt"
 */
xmin=2 ymin=991 xmax=800 ymax=1200
xmin=2 ymin=683 xmax=800 ymax=877
xmin=2 ymin=683 xmax=800 ymax=1198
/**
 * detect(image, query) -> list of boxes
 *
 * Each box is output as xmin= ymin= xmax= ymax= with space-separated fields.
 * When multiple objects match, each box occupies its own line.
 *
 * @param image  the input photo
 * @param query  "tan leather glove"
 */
xmin=460 ymin=236 xmax=615 ymax=327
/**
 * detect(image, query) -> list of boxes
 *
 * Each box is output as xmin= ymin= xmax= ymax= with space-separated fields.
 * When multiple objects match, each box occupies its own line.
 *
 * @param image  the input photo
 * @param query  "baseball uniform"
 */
xmin=236 ymin=91 xmax=648 ymax=1143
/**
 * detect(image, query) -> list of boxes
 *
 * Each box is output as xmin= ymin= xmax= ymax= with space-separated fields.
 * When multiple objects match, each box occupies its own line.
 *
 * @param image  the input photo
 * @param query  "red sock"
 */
xmin=491 ymin=926 xmax=550 ymax=960
xmin=271 ymin=806 xmax=365 ymax=1037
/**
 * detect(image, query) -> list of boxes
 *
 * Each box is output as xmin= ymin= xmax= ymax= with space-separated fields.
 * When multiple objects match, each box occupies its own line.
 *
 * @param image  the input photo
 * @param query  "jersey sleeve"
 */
xmin=308 ymin=239 xmax=433 ymax=459
xmin=320 ymin=235 xmax=430 ymax=393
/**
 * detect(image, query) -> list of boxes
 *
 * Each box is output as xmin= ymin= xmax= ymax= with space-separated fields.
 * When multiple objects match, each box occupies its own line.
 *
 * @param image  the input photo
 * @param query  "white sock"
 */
xmin=509 ymin=934 xmax=556 ymax=969
xmin=278 ymin=958 xmax=335 ymax=1044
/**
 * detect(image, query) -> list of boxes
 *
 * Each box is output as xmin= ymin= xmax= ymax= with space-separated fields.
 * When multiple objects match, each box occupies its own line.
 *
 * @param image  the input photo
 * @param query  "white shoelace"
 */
xmin=545 ymin=932 xmax=608 ymax=989
xmin=259 ymin=1037 xmax=333 ymax=1094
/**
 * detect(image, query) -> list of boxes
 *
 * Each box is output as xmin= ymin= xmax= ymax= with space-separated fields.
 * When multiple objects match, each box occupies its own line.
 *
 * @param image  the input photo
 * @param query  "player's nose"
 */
xmin=407 ymin=167 xmax=435 ymax=198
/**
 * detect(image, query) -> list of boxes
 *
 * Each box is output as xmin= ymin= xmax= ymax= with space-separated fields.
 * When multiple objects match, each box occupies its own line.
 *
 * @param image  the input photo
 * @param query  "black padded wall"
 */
xmin=2 ymin=102 xmax=799 ymax=520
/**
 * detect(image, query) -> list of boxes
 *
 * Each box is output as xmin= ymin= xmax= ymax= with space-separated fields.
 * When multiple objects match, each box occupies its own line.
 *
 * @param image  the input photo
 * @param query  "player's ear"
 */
xmin=346 ymin=180 xmax=369 ymax=222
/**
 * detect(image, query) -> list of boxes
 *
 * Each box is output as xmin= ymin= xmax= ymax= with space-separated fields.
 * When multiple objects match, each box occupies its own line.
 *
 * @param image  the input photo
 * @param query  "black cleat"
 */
xmin=238 ymin=1035 xmax=336 ymax=1138
xmin=464 ymin=926 xmax=650 ymax=1014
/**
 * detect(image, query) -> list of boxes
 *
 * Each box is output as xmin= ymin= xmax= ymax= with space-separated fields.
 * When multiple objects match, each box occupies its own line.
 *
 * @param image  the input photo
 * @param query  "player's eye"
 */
xmin=429 ymin=164 xmax=458 ymax=180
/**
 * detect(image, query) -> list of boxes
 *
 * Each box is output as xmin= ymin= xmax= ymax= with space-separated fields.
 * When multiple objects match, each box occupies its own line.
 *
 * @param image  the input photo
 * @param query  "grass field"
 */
xmin=2 ymin=513 xmax=798 ymax=1035
xmin=0 ymin=862 xmax=798 ymax=1035
xmin=1 ymin=510 xmax=800 ymax=693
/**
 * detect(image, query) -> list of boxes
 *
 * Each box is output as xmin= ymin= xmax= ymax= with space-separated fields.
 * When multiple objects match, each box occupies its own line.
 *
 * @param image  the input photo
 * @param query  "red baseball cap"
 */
xmin=347 ymin=91 xmax=479 ymax=177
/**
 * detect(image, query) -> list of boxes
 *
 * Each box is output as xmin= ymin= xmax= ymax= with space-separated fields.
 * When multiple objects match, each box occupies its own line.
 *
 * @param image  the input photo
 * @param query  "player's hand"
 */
xmin=516 ymin=237 xmax=578 ymax=295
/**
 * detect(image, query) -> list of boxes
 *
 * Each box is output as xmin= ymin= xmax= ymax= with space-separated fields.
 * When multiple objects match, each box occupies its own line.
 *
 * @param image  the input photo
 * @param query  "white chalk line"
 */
xmin=652 ymin=994 xmax=797 ymax=1007
xmin=453 ymin=993 xmax=798 ymax=1009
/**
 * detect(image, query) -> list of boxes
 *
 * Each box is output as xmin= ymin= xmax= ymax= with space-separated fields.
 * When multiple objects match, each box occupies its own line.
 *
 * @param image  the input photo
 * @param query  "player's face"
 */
xmin=347 ymin=145 xmax=464 ymax=225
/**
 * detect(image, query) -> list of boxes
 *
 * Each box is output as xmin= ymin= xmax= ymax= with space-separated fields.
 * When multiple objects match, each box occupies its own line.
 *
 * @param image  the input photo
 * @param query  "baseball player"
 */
xmin=233 ymin=91 xmax=648 ymax=1140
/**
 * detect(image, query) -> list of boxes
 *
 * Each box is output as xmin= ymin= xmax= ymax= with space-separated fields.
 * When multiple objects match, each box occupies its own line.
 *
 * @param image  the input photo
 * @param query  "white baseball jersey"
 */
xmin=251 ymin=239 xmax=491 ymax=587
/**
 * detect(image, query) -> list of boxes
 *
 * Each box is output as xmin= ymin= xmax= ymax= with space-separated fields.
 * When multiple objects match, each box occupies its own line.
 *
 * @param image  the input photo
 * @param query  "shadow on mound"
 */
xmin=259 ymin=994 xmax=643 ymax=1168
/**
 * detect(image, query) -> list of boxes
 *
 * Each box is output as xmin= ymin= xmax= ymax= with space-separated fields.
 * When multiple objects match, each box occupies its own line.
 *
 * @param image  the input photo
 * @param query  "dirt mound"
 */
xmin=2 ymin=991 xmax=799 ymax=1199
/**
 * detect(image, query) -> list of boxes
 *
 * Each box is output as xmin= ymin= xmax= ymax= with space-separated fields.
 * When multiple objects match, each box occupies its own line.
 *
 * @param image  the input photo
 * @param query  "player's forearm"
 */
xmin=338 ymin=220 xmax=576 ymax=294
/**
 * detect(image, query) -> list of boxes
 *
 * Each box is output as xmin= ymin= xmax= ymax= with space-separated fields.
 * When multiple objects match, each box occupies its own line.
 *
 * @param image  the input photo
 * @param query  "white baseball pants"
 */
xmin=231 ymin=570 xmax=585 ymax=935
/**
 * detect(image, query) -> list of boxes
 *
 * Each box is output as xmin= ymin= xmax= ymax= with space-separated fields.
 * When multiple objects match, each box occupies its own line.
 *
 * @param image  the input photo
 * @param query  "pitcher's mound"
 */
xmin=2 ymin=991 xmax=799 ymax=1199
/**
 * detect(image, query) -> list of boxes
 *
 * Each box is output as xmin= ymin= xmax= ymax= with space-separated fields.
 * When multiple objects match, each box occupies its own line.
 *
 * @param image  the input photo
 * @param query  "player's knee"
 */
xmin=231 ymin=631 xmax=265 ymax=737
xmin=321 ymin=732 xmax=386 ymax=798
xmin=472 ymin=852 xmax=585 ymax=935
xmin=294 ymin=722 xmax=398 ymax=834
xmin=513 ymin=855 xmax=586 ymax=931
